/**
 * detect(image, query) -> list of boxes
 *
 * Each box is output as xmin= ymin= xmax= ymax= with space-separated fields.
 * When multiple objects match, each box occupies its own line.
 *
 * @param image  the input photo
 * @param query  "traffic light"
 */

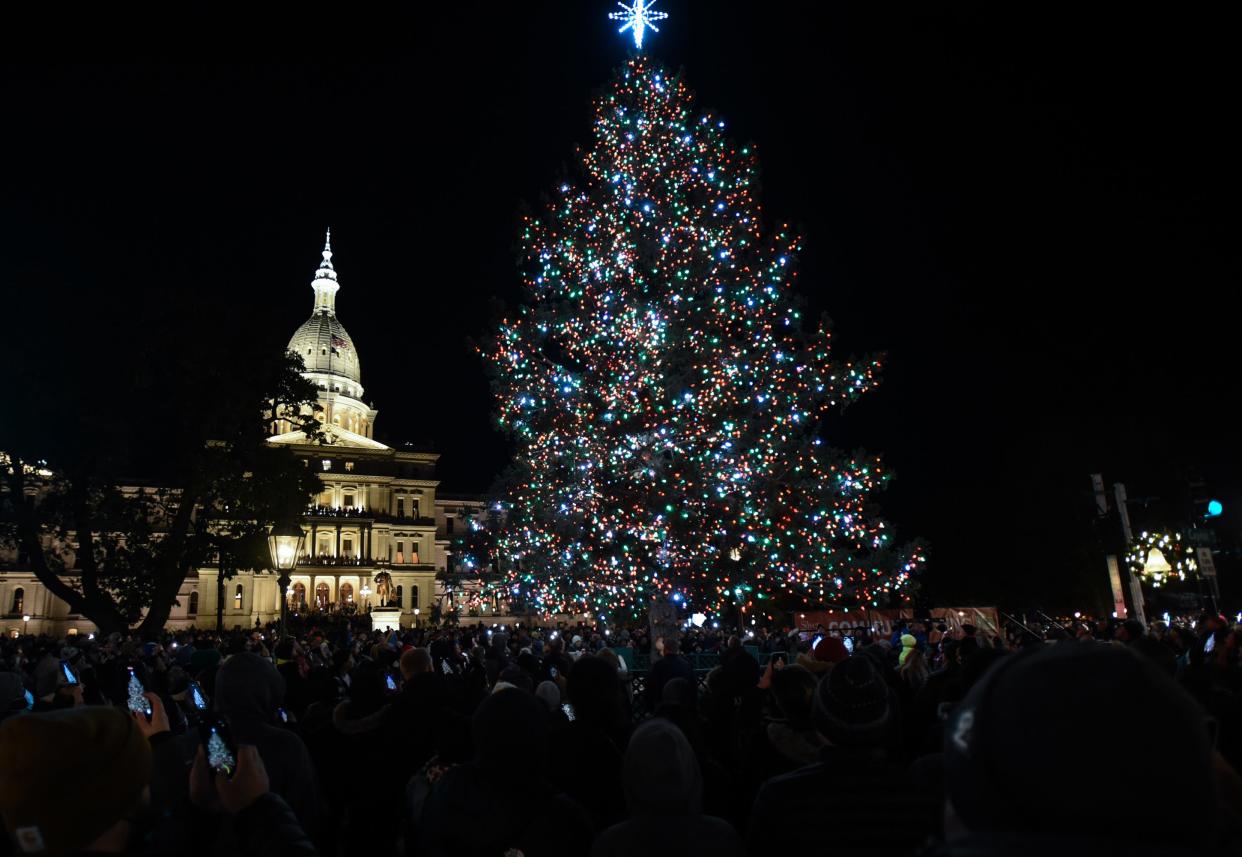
xmin=1193 ymin=497 xmax=1223 ymax=520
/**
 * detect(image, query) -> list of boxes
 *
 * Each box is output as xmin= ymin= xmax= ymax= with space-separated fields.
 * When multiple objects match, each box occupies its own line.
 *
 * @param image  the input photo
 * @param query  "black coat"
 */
xmin=747 ymin=745 xmax=938 ymax=857
xmin=646 ymin=654 xmax=694 ymax=711
xmin=418 ymin=763 xmax=593 ymax=857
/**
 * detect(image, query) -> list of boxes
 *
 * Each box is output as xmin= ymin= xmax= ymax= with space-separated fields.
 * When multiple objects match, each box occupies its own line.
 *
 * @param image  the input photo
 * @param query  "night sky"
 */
xmin=4 ymin=3 xmax=1238 ymax=611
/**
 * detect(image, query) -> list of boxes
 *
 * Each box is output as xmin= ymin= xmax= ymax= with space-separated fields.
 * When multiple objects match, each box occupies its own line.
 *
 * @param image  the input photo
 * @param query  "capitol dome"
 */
xmin=287 ymin=230 xmax=363 ymax=394
xmin=272 ymin=230 xmax=380 ymax=444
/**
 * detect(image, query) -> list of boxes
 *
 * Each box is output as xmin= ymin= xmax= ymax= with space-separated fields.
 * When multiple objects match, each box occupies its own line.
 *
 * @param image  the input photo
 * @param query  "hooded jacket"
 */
xmin=590 ymin=718 xmax=743 ymax=857
xmin=898 ymin=634 xmax=918 ymax=666
xmin=204 ymin=653 xmax=321 ymax=849
xmin=418 ymin=688 xmax=592 ymax=857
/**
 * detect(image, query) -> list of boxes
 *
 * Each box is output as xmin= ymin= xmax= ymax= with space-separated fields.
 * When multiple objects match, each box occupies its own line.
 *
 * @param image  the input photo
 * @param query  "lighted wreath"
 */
xmin=1125 ymin=531 xmax=1196 ymax=587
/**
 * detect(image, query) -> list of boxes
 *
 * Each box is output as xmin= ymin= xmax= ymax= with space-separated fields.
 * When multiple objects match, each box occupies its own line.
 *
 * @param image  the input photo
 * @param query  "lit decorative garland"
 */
xmin=471 ymin=59 xmax=924 ymax=618
xmin=1125 ymin=531 xmax=1196 ymax=588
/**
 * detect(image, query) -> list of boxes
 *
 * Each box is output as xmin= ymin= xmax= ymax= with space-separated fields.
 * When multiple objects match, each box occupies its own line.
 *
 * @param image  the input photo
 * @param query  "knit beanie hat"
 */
xmin=473 ymin=688 xmax=548 ymax=773
xmin=0 ymin=707 xmax=151 ymax=854
xmin=944 ymin=643 xmax=1215 ymax=848
xmin=814 ymin=636 xmax=849 ymax=665
xmin=813 ymin=654 xmax=895 ymax=747
xmin=770 ymin=663 xmax=818 ymax=729
xmin=534 ymin=680 xmax=561 ymax=713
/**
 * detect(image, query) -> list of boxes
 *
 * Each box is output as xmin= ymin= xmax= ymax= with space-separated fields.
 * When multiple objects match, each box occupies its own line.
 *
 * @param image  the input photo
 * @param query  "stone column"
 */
xmin=335 ymin=524 xmax=342 ymax=558
xmin=310 ymin=523 xmax=318 ymax=558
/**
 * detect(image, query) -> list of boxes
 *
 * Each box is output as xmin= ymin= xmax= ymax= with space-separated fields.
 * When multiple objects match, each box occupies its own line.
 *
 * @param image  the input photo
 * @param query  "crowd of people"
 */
xmin=1 ymin=610 xmax=1241 ymax=856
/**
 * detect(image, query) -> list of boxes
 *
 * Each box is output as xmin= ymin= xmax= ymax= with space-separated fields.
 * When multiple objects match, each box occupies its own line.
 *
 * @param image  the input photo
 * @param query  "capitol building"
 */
xmin=1 ymin=233 xmax=490 ymax=636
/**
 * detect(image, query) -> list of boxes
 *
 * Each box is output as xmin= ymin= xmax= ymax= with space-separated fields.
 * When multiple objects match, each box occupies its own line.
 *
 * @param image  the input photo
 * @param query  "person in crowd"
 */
xmin=417 ymin=687 xmax=591 ymax=857
xmin=6 ymin=609 xmax=1242 ymax=856
xmin=937 ymin=642 xmax=1238 ymax=856
xmin=1115 ymin=618 xmax=1147 ymax=644
xmin=548 ymin=655 xmax=629 ymax=832
xmin=899 ymin=632 xmax=919 ymax=667
xmin=795 ymin=635 xmax=847 ymax=677
xmin=591 ymin=718 xmax=744 ymax=857
xmin=646 ymin=636 xmax=694 ymax=711
xmin=211 ymin=651 xmax=322 ymax=848
xmin=747 ymin=654 xmax=939 ymax=857
xmin=744 ymin=662 xmax=825 ymax=792
xmin=0 ymin=673 xmax=27 ymax=725
xmin=0 ymin=705 xmax=317 ymax=857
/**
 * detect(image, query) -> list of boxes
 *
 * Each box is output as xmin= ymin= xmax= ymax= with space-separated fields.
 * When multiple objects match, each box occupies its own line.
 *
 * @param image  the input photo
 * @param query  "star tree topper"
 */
xmin=608 ymin=0 xmax=669 ymax=50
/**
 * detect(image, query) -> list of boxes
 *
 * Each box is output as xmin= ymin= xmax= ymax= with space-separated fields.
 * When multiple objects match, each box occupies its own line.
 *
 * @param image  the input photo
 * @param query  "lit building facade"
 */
xmin=1 ymin=233 xmax=489 ymax=635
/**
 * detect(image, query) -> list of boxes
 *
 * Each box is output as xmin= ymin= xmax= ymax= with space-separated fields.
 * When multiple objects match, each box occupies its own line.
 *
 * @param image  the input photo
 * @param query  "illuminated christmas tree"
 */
xmin=475 ymin=58 xmax=923 ymax=620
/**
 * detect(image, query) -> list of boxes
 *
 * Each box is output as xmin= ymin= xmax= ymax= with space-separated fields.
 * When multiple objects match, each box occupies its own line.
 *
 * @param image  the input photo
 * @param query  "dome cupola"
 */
xmin=288 ymin=229 xmax=363 ymax=390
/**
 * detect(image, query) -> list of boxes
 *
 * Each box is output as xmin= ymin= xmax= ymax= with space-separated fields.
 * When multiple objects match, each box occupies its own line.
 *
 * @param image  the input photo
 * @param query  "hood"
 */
xmin=624 ymin=717 xmax=702 ymax=817
xmin=214 ymin=652 xmax=285 ymax=724
xmin=473 ymin=687 xmax=548 ymax=772
xmin=535 ymin=680 xmax=561 ymax=712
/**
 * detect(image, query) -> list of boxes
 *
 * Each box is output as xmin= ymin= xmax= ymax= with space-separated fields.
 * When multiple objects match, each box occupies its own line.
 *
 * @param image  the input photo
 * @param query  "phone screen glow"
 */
xmin=126 ymin=670 xmax=151 ymax=717
xmin=206 ymin=728 xmax=235 ymax=776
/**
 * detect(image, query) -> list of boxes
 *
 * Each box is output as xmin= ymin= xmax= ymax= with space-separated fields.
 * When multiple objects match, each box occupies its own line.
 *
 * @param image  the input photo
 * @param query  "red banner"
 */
xmin=795 ymin=607 xmax=1000 ymax=637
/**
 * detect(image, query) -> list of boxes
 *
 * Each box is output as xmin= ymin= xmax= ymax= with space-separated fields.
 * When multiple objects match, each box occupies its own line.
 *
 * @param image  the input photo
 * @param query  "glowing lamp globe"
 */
xmin=1144 ymin=548 xmax=1173 ymax=576
xmin=267 ymin=522 xmax=305 ymax=572
xmin=1208 ymin=499 xmax=1223 ymax=517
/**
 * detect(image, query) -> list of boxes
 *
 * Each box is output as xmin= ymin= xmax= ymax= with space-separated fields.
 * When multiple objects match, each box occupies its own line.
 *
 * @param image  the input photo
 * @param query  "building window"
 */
xmin=343 ymin=539 xmax=354 ymax=557
xmin=10 ymin=588 xmax=24 ymax=615
xmin=316 ymin=582 xmax=330 ymax=608
xmin=322 ymin=459 xmax=332 ymax=471
xmin=345 ymin=461 xmax=354 ymax=472
xmin=234 ymin=584 xmax=244 ymax=609
xmin=188 ymin=591 xmax=199 ymax=615
xmin=446 ymin=517 xmax=455 ymax=535
xmin=411 ymin=545 xmax=420 ymax=564
xmin=340 ymin=582 xmax=354 ymax=603
xmin=410 ymin=584 xmax=419 ymax=610
xmin=395 ymin=585 xmax=404 ymax=608
xmin=343 ymin=493 xmax=355 ymax=508
xmin=292 ymin=582 xmax=307 ymax=607
xmin=395 ymin=542 xmax=404 ymax=564
xmin=397 ymin=498 xmax=405 ymax=519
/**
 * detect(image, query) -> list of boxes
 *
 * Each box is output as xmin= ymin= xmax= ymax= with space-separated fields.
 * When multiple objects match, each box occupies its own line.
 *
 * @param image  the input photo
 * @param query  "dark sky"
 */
xmin=4 ymin=3 xmax=1238 ymax=609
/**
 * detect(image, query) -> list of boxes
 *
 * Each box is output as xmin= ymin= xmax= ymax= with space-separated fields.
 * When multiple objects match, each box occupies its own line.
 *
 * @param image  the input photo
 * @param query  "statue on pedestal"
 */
xmin=648 ymin=597 xmax=679 ymax=657
xmin=373 ymin=571 xmax=394 ymax=607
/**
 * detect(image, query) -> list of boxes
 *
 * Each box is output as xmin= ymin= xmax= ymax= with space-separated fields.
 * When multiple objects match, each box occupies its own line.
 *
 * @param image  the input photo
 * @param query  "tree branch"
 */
xmin=4 ymin=458 xmax=91 ymax=616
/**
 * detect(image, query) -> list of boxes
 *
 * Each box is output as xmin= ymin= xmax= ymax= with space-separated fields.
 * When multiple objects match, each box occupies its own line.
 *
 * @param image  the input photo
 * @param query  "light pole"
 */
xmin=361 ymin=582 xmax=372 ymax=612
xmin=267 ymin=522 xmax=305 ymax=641
xmin=22 ymin=615 xmax=30 ymax=635
xmin=414 ymin=607 xmax=421 ymax=628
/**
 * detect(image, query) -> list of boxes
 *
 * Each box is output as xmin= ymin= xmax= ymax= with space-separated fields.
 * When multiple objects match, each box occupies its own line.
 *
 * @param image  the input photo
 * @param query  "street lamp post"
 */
xmin=22 ymin=615 xmax=31 ymax=635
xmin=414 ymin=607 xmax=421 ymax=628
xmin=267 ymin=522 xmax=305 ymax=642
